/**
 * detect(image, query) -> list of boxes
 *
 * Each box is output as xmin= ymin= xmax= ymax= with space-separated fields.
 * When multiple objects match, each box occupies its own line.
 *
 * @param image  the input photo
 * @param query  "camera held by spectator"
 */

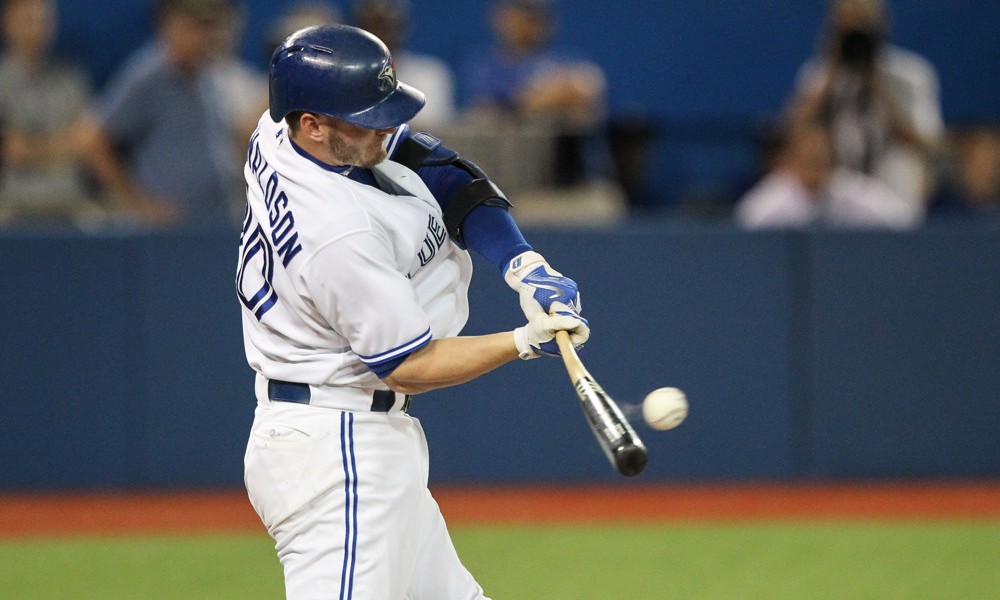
xmin=837 ymin=26 xmax=880 ymax=73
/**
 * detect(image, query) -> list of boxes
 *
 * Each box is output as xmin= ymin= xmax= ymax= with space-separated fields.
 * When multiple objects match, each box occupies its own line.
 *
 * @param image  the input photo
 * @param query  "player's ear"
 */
xmin=297 ymin=113 xmax=325 ymax=141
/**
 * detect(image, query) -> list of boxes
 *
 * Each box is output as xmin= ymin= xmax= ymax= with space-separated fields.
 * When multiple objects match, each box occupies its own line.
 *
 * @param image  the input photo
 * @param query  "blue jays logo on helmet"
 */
xmin=377 ymin=61 xmax=396 ymax=93
xmin=268 ymin=24 xmax=425 ymax=129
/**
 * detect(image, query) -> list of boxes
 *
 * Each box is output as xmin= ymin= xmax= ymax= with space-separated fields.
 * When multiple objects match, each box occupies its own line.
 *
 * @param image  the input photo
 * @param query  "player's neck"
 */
xmin=289 ymin=134 xmax=359 ymax=175
xmin=289 ymin=133 xmax=350 ymax=169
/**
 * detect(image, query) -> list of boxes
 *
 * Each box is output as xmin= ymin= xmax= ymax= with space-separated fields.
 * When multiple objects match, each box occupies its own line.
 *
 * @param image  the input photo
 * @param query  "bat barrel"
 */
xmin=612 ymin=442 xmax=648 ymax=477
xmin=557 ymin=330 xmax=649 ymax=478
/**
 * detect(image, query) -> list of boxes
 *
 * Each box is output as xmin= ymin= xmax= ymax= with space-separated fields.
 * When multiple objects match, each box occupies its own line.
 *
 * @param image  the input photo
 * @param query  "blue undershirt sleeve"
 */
xmin=462 ymin=205 xmax=532 ymax=272
xmin=416 ymin=164 xmax=532 ymax=271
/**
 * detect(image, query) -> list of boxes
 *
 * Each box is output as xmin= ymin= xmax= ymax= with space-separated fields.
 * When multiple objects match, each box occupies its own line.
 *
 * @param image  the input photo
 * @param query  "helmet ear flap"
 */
xmin=268 ymin=24 xmax=425 ymax=129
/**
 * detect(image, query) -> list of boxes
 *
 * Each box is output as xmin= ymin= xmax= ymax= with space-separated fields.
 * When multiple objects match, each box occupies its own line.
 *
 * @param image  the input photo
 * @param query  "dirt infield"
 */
xmin=2 ymin=482 xmax=998 ymax=538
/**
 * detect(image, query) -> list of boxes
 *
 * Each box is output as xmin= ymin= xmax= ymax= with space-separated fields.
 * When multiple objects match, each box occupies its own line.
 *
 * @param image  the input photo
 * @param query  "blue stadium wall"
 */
xmin=1 ymin=225 xmax=997 ymax=490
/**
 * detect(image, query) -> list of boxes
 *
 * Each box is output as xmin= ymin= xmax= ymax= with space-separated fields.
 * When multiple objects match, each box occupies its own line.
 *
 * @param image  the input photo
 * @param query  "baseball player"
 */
xmin=238 ymin=24 xmax=589 ymax=599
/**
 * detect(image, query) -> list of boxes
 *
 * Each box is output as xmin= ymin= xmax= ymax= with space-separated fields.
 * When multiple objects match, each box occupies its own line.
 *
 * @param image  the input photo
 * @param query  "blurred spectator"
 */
xmin=70 ymin=0 xmax=244 ymax=229
xmin=784 ymin=0 xmax=943 ymax=215
xmin=928 ymin=125 xmax=1000 ymax=221
xmin=210 ymin=1 xmax=267 ymax=142
xmin=457 ymin=0 xmax=624 ymax=225
xmin=461 ymin=0 xmax=604 ymax=129
xmin=0 ymin=0 xmax=102 ymax=227
xmin=734 ymin=121 xmax=919 ymax=229
xmin=606 ymin=114 xmax=659 ymax=211
xmin=261 ymin=0 xmax=342 ymax=65
xmin=351 ymin=0 xmax=456 ymax=129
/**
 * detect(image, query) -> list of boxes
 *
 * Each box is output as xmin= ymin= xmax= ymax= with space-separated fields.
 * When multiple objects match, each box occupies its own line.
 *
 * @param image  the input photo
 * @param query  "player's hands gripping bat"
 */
xmin=555 ymin=330 xmax=648 ymax=477
xmin=513 ymin=308 xmax=589 ymax=360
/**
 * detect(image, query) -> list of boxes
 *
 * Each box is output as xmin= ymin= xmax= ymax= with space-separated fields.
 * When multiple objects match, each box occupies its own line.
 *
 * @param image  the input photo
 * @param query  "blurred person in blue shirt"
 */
xmin=456 ymin=0 xmax=626 ymax=226
xmin=461 ymin=0 xmax=604 ymax=123
xmin=71 ymin=0 xmax=245 ymax=229
xmin=459 ymin=0 xmax=608 ymax=187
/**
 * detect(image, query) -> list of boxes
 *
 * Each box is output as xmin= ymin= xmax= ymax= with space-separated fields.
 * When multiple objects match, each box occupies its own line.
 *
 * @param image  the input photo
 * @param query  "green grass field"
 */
xmin=2 ymin=521 xmax=998 ymax=599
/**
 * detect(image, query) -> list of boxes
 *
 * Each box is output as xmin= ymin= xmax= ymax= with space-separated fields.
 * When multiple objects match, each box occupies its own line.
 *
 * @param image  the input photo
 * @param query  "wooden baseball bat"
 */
xmin=555 ymin=331 xmax=648 ymax=477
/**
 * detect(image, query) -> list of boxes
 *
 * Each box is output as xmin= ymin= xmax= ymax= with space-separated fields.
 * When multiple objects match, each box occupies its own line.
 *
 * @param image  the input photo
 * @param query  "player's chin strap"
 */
xmin=392 ymin=130 xmax=512 ymax=248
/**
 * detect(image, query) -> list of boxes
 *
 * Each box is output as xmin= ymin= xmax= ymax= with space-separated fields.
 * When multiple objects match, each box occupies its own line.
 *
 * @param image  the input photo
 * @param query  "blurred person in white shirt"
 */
xmin=735 ymin=121 xmax=919 ymax=229
xmin=785 ymin=0 xmax=943 ymax=213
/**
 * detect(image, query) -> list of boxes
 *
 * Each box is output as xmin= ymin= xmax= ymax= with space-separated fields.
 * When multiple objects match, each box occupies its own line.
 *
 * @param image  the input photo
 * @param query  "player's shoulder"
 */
xmin=247 ymin=119 xmax=382 ymax=245
xmin=281 ymin=174 xmax=384 ymax=248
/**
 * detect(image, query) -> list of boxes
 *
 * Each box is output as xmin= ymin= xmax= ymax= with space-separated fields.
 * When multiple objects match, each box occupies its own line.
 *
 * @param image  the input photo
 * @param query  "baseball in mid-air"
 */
xmin=642 ymin=387 xmax=688 ymax=430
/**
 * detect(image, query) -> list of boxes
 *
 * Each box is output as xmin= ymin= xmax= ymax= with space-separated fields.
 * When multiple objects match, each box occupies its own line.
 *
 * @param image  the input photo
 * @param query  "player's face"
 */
xmin=320 ymin=118 xmax=396 ymax=169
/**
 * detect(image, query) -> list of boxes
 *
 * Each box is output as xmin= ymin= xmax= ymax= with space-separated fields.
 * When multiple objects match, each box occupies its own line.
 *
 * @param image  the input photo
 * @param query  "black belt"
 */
xmin=267 ymin=379 xmax=411 ymax=413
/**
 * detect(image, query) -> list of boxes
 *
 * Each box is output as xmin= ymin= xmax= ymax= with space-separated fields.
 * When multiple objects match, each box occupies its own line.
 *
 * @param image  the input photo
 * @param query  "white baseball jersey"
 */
xmin=239 ymin=112 xmax=490 ymax=600
xmin=237 ymin=113 xmax=473 ymax=391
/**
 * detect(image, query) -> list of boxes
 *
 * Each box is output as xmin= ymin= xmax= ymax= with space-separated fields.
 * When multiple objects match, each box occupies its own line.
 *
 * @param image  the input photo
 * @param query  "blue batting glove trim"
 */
xmin=522 ymin=266 xmax=581 ymax=313
xmin=535 ymin=339 xmax=562 ymax=356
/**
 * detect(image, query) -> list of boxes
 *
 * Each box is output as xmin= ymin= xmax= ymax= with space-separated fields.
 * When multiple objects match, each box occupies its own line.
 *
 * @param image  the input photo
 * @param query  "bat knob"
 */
xmin=613 ymin=443 xmax=648 ymax=477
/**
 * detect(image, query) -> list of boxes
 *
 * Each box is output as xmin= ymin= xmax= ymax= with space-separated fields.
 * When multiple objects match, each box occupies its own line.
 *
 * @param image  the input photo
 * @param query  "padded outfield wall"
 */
xmin=1 ymin=224 xmax=997 ymax=490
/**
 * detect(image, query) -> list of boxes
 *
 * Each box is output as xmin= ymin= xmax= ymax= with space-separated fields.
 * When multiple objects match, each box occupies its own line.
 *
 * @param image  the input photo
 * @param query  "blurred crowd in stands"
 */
xmin=735 ymin=0 xmax=997 ymax=229
xmin=0 ymin=0 xmax=997 ymax=231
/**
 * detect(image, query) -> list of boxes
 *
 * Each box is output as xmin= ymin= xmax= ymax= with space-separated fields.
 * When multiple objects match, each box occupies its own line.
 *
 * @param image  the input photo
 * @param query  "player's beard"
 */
xmin=325 ymin=128 xmax=388 ymax=169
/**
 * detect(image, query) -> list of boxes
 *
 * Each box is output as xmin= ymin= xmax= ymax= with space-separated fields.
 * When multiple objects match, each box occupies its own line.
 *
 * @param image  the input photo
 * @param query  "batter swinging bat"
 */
xmin=555 ymin=331 xmax=648 ymax=477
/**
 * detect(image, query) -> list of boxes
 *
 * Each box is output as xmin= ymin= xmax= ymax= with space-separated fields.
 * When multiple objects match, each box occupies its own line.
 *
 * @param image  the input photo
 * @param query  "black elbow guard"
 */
xmin=442 ymin=179 xmax=512 ymax=248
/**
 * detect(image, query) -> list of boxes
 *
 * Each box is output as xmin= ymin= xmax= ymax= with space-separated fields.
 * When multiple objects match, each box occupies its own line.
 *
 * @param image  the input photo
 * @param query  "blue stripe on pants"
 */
xmin=339 ymin=412 xmax=357 ymax=600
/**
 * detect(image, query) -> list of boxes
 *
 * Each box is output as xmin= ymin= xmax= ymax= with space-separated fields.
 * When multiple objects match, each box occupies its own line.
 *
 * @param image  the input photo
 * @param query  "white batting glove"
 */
xmin=513 ymin=306 xmax=590 ymax=360
xmin=504 ymin=251 xmax=582 ymax=321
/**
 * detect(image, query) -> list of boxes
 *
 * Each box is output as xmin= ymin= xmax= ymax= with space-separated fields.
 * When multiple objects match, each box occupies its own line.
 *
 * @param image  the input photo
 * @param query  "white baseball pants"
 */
xmin=244 ymin=399 xmax=490 ymax=600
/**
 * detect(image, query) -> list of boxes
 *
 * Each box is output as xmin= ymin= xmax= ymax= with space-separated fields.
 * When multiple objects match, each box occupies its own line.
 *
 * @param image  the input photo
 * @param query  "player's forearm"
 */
xmin=382 ymin=332 xmax=519 ymax=395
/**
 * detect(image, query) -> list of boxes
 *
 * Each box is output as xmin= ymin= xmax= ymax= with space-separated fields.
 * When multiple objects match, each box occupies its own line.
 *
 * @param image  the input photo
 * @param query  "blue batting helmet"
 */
xmin=268 ymin=24 xmax=425 ymax=129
